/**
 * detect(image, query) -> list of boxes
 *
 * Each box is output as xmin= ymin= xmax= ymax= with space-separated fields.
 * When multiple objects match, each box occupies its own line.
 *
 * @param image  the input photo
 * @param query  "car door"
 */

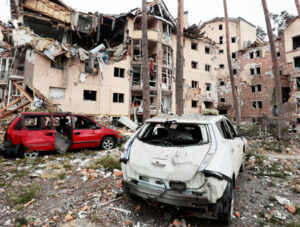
xmin=71 ymin=115 xmax=101 ymax=149
xmin=224 ymin=119 xmax=244 ymax=175
xmin=22 ymin=114 xmax=55 ymax=151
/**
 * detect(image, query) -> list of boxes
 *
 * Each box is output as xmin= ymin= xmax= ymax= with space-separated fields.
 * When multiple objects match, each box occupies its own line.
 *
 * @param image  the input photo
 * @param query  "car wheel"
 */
xmin=218 ymin=183 xmax=234 ymax=224
xmin=101 ymin=136 xmax=115 ymax=150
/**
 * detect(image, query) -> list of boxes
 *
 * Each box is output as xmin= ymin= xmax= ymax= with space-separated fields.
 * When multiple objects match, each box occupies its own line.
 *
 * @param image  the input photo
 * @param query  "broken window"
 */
xmin=256 ymin=67 xmax=261 ymax=75
xmin=137 ymin=123 xmax=209 ymax=146
xmin=131 ymin=65 xmax=142 ymax=87
xmin=51 ymin=56 xmax=65 ymax=70
xmin=73 ymin=116 xmax=99 ymax=130
xmin=219 ymin=24 xmax=223 ymax=30
xmin=256 ymin=50 xmax=261 ymax=58
xmin=113 ymin=93 xmax=124 ymax=103
xmin=294 ymin=56 xmax=300 ymax=70
xmin=114 ymin=67 xmax=125 ymax=78
xmin=205 ymin=47 xmax=210 ymax=54
xmin=204 ymin=101 xmax=213 ymax=109
xmin=0 ymin=58 xmax=12 ymax=80
xmin=252 ymin=101 xmax=263 ymax=109
xmin=231 ymin=37 xmax=236 ymax=43
xmin=219 ymin=36 xmax=223 ymax=44
xmin=162 ymin=68 xmax=172 ymax=90
xmin=191 ymin=100 xmax=198 ymax=108
xmin=251 ymin=85 xmax=262 ymax=93
xmin=163 ymin=46 xmax=173 ymax=67
xmin=133 ymin=40 xmax=142 ymax=62
xmin=191 ymin=81 xmax=198 ymax=88
xmin=219 ymin=64 xmax=225 ymax=69
xmin=219 ymin=49 xmax=224 ymax=54
xmin=279 ymin=70 xmax=282 ymax=75
xmin=24 ymin=115 xmax=51 ymax=130
xmin=250 ymin=68 xmax=255 ymax=75
xmin=49 ymin=87 xmax=65 ymax=99
xmin=250 ymin=52 xmax=254 ymax=59
xmin=191 ymin=42 xmax=198 ymax=50
xmin=277 ymin=52 xmax=281 ymax=57
xmin=206 ymin=83 xmax=211 ymax=91
xmin=220 ymin=98 xmax=225 ymax=103
xmin=191 ymin=61 xmax=198 ymax=69
xmin=282 ymin=87 xmax=290 ymax=103
xmin=232 ymin=52 xmax=236 ymax=59
xmin=293 ymin=36 xmax=300 ymax=50
xmin=220 ymin=81 xmax=225 ymax=86
xmin=83 ymin=90 xmax=97 ymax=101
xmin=296 ymin=77 xmax=300 ymax=91
xmin=205 ymin=64 xmax=211 ymax=72
xmin=233 ymin=69 xmax=237 ymax=75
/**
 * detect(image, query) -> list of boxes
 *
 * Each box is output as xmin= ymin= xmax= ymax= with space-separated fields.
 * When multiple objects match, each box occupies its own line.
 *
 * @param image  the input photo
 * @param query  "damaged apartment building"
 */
xmin=199 ymin=16 xmax=300 ymax=124
xmin=0 ymin=0 xmax=220 ymax=123
xmin=0 ymin=0 xmax=299 ymax=124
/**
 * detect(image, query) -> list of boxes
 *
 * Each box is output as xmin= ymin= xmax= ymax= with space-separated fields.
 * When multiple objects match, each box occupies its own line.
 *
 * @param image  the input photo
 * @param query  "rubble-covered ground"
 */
xmin=0 ymin=134 xmax=299 ymax=227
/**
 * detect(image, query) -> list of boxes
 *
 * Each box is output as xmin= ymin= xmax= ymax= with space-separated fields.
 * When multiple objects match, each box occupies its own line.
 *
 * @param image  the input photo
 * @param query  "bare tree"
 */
xmin=176 ymin=0 xmax=184 ymax=115
xmin=223 ymin=0 xmax=240 ymax=127
xmin=261 ymin=0 xmax=285 ymax=138
xmin=295 ymin=0 xmax=300 ymax=17
xmin=142 ymin=0 xmax=150 ymax=122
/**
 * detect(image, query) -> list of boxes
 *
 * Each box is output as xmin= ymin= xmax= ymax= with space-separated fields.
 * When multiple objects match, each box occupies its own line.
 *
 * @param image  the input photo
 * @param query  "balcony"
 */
xmin=132 ymin=30 xmax=159 ymax=41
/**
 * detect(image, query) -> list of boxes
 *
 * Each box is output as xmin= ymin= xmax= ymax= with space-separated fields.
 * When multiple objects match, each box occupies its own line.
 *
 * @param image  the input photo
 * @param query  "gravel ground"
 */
xmin=0 ymin=136 xmax=299 ymax=227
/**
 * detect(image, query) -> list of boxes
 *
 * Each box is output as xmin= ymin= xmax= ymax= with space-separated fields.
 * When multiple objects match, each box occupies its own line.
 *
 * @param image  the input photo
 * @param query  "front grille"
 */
xmin=169 ymin=181 xmax=186 ymax=191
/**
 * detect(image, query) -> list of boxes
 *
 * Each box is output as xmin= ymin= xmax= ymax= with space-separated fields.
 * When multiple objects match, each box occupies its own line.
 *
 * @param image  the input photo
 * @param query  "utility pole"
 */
xmin=261 ymin=0 xmax=285 ymax=139
xmin=142 ymin=0 xmax=150 ymax=122
xmin=295 ymin=0 xmax=300 ymax=17
xmin=223 ymin=0 xmax=240 ymax=127
xmin=176 ymin=0 xmax=184 ymax=115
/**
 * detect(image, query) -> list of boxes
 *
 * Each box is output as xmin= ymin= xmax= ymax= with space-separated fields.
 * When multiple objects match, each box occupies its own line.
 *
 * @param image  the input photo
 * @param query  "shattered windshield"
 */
xmin=137 ymin=122 xmax=210 ymax=146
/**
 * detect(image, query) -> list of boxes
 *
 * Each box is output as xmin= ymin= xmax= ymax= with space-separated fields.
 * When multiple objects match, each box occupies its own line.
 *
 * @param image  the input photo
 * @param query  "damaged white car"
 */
xmin=121 ymin=114 xmax=247 ymax=223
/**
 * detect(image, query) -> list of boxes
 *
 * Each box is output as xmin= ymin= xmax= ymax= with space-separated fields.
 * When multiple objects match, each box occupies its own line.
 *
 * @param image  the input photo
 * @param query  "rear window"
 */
xmin=137 ymin=122 xmax=209 ymax=146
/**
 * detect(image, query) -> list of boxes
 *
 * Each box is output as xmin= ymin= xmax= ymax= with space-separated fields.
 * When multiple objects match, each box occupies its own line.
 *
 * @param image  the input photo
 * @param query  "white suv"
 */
xmin=121 ymin=114 xmax=247 ymax=223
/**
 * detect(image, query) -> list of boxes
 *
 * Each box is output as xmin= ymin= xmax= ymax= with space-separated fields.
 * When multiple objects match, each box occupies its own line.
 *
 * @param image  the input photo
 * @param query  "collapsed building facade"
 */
xmin=0 ymin=0 xmax=299 ymax=124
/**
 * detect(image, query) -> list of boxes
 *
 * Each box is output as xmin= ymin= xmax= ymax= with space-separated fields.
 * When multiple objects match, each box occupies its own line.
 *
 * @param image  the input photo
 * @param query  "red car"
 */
xmin=2 ymin=112 xmax=122 ymax=158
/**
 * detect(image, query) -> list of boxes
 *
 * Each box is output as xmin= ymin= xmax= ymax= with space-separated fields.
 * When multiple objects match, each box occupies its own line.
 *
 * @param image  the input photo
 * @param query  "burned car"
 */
xmin=121 ymin=114 xmax=247 ymax=223
xmin=3 ymin=112 xmax=122 ymax=158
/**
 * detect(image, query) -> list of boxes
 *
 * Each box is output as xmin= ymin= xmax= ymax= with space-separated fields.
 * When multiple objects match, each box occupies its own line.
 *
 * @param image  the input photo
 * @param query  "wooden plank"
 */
xmin=34 ymin=88 xmax=54 ymax=108
xmin=0 ymin=96 xmax=25 ymax=114
xmin=13 ymin=82 xmax=33 ymax=103
xmin=0 ymin=101 xmax=31 ymax=119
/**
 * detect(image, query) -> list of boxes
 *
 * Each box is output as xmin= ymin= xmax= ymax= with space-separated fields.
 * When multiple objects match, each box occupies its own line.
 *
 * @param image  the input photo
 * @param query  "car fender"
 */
xmin=204 ymin=144 xmax=234 ymax=180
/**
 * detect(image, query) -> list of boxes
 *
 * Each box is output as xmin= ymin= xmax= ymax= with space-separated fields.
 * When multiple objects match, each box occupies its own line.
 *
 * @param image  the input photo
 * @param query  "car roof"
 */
xmin=146 ymin=114 xmax=226 ymax=124
xmin=21 ymin=112 xmax=72 ymax=115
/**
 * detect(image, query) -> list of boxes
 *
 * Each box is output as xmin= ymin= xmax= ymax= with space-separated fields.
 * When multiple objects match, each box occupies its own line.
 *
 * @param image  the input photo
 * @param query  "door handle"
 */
xmin=46 ymin=132 xmax=53 ymax=136
xmin=75 ymin=132 xmax=80 ymax=135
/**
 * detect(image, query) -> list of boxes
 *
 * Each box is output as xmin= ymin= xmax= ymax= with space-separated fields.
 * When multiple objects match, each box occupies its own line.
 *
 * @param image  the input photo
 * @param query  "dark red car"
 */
xmin=2 ymin=112 xmax=122 ymax=158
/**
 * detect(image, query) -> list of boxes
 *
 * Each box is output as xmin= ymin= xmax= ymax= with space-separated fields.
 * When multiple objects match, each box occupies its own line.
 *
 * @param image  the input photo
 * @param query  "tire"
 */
xmin=217 ymin=183 xmax=234 ymax=224
xmin=100 ymin=136 xmax=115 ymax=150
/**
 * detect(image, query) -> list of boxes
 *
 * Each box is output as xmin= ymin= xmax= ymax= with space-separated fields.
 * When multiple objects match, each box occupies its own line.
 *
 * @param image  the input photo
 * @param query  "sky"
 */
xmin=0 ymin=0 xmax=298 ymax=30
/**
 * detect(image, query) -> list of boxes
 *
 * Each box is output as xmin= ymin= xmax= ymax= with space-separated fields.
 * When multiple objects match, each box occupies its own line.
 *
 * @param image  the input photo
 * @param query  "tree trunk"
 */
xmin=223 ymin=0 xmax=240 ymax=127
xmin=175 ymin=0 xmax=184 ymax=115
xmin=295 ymin=0 xmax=300 ymax=17
xmin=261 ymin=0 xmax=285 ymax=139
xmin=142 ymin=0 xmax=150 ymax=122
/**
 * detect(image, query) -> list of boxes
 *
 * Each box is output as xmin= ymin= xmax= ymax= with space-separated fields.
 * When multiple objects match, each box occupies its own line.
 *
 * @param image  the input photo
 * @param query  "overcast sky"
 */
xmin=0 ymin=0 xmax=298 ymax=30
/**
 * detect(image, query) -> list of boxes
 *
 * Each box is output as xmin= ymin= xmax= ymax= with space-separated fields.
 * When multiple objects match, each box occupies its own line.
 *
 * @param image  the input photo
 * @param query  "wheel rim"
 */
xmin=103 ymin=139 xmax=114 ymax=150
xmin=24 ymin=151 xmax=39 ymax=159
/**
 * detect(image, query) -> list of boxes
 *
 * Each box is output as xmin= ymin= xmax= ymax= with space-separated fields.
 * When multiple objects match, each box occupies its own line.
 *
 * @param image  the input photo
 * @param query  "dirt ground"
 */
xmin=0 ymin=136 xmax=299 ymax=227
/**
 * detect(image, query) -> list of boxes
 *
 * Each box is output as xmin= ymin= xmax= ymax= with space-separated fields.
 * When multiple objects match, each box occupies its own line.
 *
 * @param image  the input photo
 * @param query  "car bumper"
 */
xmin=123 ymin=180 xmax=212 ymax=210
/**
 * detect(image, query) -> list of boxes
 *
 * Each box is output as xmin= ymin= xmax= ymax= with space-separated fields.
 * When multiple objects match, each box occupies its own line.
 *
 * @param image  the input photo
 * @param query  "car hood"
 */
xmin=128 ymin=139 xmax=211 ymax=182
